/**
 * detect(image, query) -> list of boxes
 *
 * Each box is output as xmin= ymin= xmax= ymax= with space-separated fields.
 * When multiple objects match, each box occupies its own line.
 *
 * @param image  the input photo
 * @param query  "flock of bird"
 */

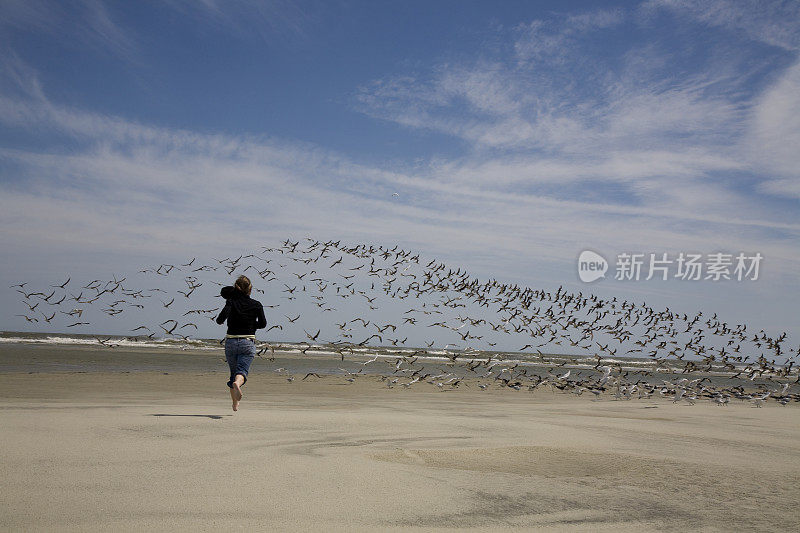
xmin=10 ymin=237 xmax=799 ymax=407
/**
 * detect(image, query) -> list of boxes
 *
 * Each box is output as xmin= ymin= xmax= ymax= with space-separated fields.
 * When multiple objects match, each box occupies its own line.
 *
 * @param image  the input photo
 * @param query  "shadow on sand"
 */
xmin=150 ymin=413 xmax=229 ymax=420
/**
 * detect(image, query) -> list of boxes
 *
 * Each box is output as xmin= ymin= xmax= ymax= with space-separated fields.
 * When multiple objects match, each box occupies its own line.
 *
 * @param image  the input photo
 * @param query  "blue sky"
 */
xmin=1 ymin=0 xmax=799 ymax=342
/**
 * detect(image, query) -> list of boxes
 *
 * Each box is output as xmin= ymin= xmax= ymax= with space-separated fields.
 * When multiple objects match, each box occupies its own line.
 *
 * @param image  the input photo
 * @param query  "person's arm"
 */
xmin=216 ymin=301 xmax=231 ymax=325
xmin=255 ymin=305 xmax=267 ymax=330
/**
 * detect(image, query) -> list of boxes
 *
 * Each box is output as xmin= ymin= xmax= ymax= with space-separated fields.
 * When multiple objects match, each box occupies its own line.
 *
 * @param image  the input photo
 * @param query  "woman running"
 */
xmin=216 ymin=275 xmax=266 ymax=411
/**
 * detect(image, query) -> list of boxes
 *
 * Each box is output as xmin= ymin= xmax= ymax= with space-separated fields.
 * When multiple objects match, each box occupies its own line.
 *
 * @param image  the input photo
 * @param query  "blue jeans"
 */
xmin=225 ymin=338 xmax=256 ymax=388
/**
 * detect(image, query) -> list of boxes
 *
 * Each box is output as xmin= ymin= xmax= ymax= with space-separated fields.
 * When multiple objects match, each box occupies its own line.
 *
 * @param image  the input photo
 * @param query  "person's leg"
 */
xmin=231 ymin=374 xmax=244 ymax=408
xmin=231 ymin=375 xmax=243 ymax=409
xmin=232 ymin=341 xmax=255 ymax=406
xmin=225 ymin=339 xmax=237 ymax=388
xmin=225 ymin=339 xmax=242 ymax=411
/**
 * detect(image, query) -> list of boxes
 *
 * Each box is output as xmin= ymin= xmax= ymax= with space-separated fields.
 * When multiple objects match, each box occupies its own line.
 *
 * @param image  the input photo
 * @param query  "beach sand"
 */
xmin=1 ymin=366 xmax=799 ymax=531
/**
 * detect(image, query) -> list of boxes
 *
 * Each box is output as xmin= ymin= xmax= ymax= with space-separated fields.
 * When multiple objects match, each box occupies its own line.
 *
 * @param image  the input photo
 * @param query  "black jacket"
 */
xmin=216 ymin=286 xmax=267 ymax=335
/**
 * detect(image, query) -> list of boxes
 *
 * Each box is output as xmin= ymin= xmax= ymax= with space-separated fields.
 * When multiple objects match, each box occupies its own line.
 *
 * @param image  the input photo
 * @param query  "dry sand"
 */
xmin=1 ymin=371 xmax=798 ymax=532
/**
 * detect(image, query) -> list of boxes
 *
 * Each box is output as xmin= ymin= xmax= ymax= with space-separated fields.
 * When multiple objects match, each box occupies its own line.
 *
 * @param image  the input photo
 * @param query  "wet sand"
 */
xmin=1 ymin=367 xmax=799 ymax=532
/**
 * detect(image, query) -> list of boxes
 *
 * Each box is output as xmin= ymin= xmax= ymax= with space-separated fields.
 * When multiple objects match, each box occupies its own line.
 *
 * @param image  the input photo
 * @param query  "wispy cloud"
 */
xmin=641 ymin=0 xmax=800 ymax=51
xmin=0 ymin=0 xmax=138 ymax=61
xmin=355 ymin=2 xmax=800 ymax=209
xmin=636 ymin=1 xmax=800 ymax=194
xmin=745 ymin=61 xmax=800 ymax=196
xmin=514 ymin=7 xmax=625 ymax=64
xmin=162 ymin=0 xmax=323 ymax=45
xmin=0 ymin=64 xmax=796 ymax=270
xmin=0 ymin=0 xmax=318 ymax=65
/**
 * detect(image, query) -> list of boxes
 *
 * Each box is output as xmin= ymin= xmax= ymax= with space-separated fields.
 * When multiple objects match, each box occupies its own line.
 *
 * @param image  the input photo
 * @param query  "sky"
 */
xmin=0 ymin=0 xmax=798 ymax=344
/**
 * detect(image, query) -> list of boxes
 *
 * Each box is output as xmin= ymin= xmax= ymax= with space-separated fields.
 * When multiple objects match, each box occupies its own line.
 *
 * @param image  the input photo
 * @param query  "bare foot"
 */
xmin=232 ymin=382 xmax=243 ymax=411
xmin=229 ymin=385 xmax=240 ymax=412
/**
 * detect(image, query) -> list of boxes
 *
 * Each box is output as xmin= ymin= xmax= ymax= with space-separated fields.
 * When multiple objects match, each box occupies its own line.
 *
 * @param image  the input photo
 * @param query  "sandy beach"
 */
xmin=5 ymin=1 xmax=800 ymax=531
xmin=1 ymin=348 xmax=799 ymax=532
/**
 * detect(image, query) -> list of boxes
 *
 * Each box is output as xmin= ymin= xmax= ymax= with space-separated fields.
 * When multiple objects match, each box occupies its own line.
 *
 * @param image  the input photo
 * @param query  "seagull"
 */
xmin=751 ymin=392 xmax=770 ymax=407
xmin=713 ymin=395 xmax=730 ymax=406
xmin=361 ymin=354 xmax=380 ymax=365
xmin=673 ymin=388 xmax=685 ymax=403
xmin=401 ymin=377 xmax=420 ymax=388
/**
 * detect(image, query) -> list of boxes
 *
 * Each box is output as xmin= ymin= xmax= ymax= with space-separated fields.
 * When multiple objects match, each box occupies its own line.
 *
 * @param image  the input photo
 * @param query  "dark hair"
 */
xmin=234 ymin=275 xmax=252 ymax=296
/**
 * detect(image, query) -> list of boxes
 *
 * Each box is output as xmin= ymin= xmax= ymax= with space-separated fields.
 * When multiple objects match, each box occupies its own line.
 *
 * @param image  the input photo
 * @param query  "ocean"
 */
xmin=1 ymin=331 xmax=790 ymax=393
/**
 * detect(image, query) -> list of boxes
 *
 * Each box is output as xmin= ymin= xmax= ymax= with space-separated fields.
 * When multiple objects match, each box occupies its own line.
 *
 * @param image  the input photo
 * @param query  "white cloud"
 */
xmin=1 ymin=94 xmax=796 ymax=265
xmin=514 ymin=8 xmax=625 ymax=64
xmin=352 ymin=3 xmax=800 ymax=233
xmin=746 ymin=61 xmax=800 ymax=196
xmin=642 ymin=0 xmax=800 ymax=51
xmin=1 ymin=48 xmax=796 ymax=272
xmin=357 ymin=21 xmax=752 ymax=159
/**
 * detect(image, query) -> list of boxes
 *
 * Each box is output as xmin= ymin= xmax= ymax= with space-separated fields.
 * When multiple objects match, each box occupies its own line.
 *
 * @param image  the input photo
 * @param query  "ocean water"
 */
xmin=1 ymin=331 xmax=789 ymax=393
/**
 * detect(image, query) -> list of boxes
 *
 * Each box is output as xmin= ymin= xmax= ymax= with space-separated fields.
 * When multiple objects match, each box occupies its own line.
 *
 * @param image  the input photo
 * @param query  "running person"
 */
xmin=216 ymin=275 xmax=266 ymax=411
